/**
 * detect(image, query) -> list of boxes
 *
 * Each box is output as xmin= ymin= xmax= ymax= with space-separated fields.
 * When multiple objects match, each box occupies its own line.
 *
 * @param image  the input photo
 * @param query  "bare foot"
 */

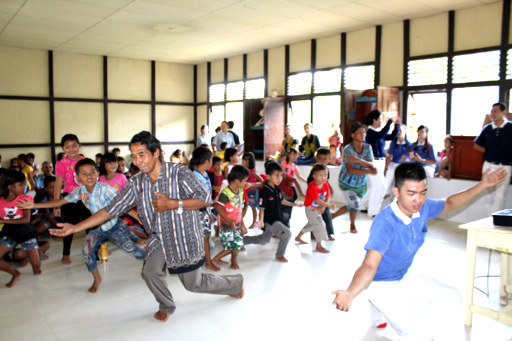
xmin=88 ymin=277 xmax=102 ymax=293
xmin=19 ymin=258 xmax=29 ymax=267
xmin=230 ymin=263 xmax=240 ymax=269
xmin=311 ymin=234 xmax=316 ymax=240
xmin=315 ymin=245 xmax=330 ymax=253
xmin=295 ymin=236 xmax=308 ymax=244
xmin=212 ymin=259 xmax=229 ymax=265
xmin=33 ymin=267 xmax=42 ymax=275
xmin=154 ymin=311 xmax=170 ymax=322
xmin=6 ymin=271 xmax=22 ymax=288
xmin=39 ymin=253 xmax=49 ymax=260
xmin=230 ymin=285 xmax=245 ymax=299
xmin=350 ymin=225 xmax=358 ymax=234
xmin=328 ymin=236 xmax=336 ymax=241
xmin=240 ymin=247 xmax=246 ymax=251
xmin=62 ymin=255 xmax=72 ymax=265
xmin=205 ymin=263 xmax=221 ymax=271
xmin=276 ymin=256 xmax=288 ymax=263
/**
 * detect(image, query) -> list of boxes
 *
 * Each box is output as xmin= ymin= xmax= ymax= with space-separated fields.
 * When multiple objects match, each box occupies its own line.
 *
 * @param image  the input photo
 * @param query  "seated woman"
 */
xmin=297 ymin=123 xmax=321 ymax=165
xmin=385 ymin=124 xmax=410 ymax=195
xmin=279 ymin=124 xmax=299 ymax=162
xmin=435 ymin=135 xmax=454 ymax=180
xmin=408 ymin=125 xmax=436 ymax=177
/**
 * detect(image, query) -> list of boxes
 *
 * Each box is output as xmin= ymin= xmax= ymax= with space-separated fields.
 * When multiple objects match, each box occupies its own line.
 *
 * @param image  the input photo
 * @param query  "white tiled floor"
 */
xmin=1 ymin=207 xmax=512 ymax=341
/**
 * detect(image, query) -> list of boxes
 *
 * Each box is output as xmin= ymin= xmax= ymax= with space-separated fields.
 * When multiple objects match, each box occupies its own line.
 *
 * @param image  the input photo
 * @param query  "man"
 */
xmin=212 ymin=121 xmax=236 ymax=153
xmin=34 ymin=161 xmax=55 ymax=194
xmin=227 ymin=121 xmax=241 ymax=149
xmin=331 ymin=162 xmax=506 ymax=340
xmin=474 ymin=102 xmax=512 ymax=215
xmin=51 ymin=131 xmax=244 ymax=323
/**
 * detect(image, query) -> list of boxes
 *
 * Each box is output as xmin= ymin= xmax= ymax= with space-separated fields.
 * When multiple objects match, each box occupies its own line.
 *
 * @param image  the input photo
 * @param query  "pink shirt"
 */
xmin=99 ymin=173 xmax=127 ymax=194
xmin=0 ymin=194 xmax=33 ymax=220
xmin=55 ymin=156 xmax=85 ymax=194
xmin=281 ymin=161 xmax=299 ymax=184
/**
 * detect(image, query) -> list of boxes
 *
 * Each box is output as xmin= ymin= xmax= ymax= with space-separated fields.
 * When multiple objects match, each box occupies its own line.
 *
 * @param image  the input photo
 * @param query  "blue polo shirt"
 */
xmin=474 ymin=121 xmax=512 ymax=165
xmin=387 ymin=140 xmax=411 ymax=163
xmin=365 ymin=198 xmax=445 ymax=281
xmin=365 ymin=120 xmax=398 ymax=159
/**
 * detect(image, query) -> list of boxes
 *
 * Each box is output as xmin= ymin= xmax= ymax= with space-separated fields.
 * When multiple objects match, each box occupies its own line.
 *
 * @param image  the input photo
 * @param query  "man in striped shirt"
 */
xmin=51 ymin=131 xmax=244 ymax=323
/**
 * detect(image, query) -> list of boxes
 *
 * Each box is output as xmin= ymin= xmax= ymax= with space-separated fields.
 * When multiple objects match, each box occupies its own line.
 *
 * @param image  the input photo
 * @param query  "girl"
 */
xmin=435 ymin=135 xmax=454 ymax=180
xmin=327 ymin=122 xmax=343 ymax=165
xmin=223 ymin=147 xmax=239 ymax=180
xmin=333 ymin=122 xmax=377 ymax=233
xmin=0 ymin=170 xmax=41 ymax=287
xmin=280 ymin=148 xmax=308 ymax=226
xmin=384 ymin=124 xmax=410 ymax=195
xmin=54 ymin=134 xmax=86 ymax=264
xmin=241 ymin=152 xmax=264 ymax=229
xmin=98 ymin=153 xmax=127 ymax=194
xmin=408 ymin=125 xmax=436 ymax=177
xmin=170 ymin=149 xmax=190 ymax=165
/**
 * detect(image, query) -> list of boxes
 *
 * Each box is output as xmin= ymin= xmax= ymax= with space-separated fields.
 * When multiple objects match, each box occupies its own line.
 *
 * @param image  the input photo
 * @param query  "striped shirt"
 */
xmin=104 ymin=161 xmax=211 ymax=271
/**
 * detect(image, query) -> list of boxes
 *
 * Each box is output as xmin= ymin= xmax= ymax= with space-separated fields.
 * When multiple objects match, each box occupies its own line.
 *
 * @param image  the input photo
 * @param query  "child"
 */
xmin=408 ymin=125 xmax=436 ymax=177
xmin=216 ymin=142 xmax=228 ymax=163
xmin=95 ymin=153 xmax=103 ymax=168
xmin=384 ymin=124 xmax=410 ymax=196
xmin=244 ymin=162 xmax=299 ymax=263
xmin=295 ymin=164 xmax=335 ymax=253
xmin=190 ymin=146 xmax=220 ymax=272
xmin=54 ymin=134 xmax=86 ymax=264
xmin=280 ymin=147 xmax=307 ymax=226
xmin=306 ymin=148 xmax=336 ymax=240
xmin=435 ymin=135 xmax=454 ymax=180
xmin=223 ymin=147 xmax=239 ymax=179
xmin=241 ymin=152 xmax=264 ymax=229
xmin=27 ymin=152 xmax=40 ymax=175
xmin=0 ymin=170 xmax=41 ymax=287
xmin=99 ymin=153 xmax=127 ymax=194
xmin=18 ymin=158 xmax=145 ymax=293
xmin=112 ymin=148 xmax=121 ymax=157
xmin=208 ymin=156 xmax=224 ymax=238
xmin=17 ymin=154 xmax=36 ymax=192
xmin=212 ymin=165 xmax=249 ymax=269
xmin=33 ymin=176 xmax=59 ymax=235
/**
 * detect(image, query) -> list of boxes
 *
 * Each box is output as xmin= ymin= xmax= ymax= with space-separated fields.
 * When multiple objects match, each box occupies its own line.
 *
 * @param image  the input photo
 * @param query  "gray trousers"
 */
xmin=141 ymin=247 xmax=244 ymax=314
xmin=301 ymin=206 xmax=328 ymax=242
xmin=243 ymin=221 xmax=291 ymax=258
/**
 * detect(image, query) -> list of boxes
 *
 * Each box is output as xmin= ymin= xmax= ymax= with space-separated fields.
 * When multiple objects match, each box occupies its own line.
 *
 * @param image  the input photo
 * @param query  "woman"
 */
xmin=297 ymin=123 xmax=321 ymax=165
xmin=333 ymin=122 xmax=377 ymax=233
xmin=279 ymin=124 xmax=299 ymax=161
xmin=196 ymin=124 xmax=210 ymax=147
xmin=384 ymin=124 xmax=410 ymax=195
xmin=408 ymin=125 xmax=436 ymax=177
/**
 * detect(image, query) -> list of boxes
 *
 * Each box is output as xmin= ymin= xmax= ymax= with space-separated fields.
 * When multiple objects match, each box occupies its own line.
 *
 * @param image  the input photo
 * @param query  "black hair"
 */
xmin=393 ymin=124 xmax=407 ymax=145
xmin=394 ymin=162 xmax=427 ymax=190
xmin=172 ymin=149 xmax=181 ymax=157
xmin=265 ymin=161 xmax=282 ymax=175
xmin=99 ymin=153 xmax=119 ymax=176
xmin=414 ymin=125 xmax=430 ymax=153
xmin=95 ymin=153 xmax=103 ymax=159
xmin=286 ymin=147 xmax=298 ymax=163
xmin=445 ymin=135 xmax=454 ymax=146
xmin=227 ymin=165 xmax=250 ymax=183
xmin=60 ymin=134 xmax=80 ymax=147
xmin=316 ymin=147 xmax=330 ymax=157
xmin=242 ymin=152 xmax=256 ymax=170
xmin=199 ymin=144 xmax=209 ymax=148
xmin=75 ymin=158 xmax=98 ymax=174
xmin=17 ymin=154 xmax=28 ymax=164
xmin=349 ymin=122 xmax=365 ymax=142
xmin=212 ymin=156 xmax=222 ymax=165
xmin=56 ymin=152 xmax=65 ymax=162
xmin=220 ymin=142 xmax=228 ymax=151
xmin=112 ymin=148 xmax=121 ymax=153
xmin=129 ymin=131 xmax=162 ymax=156
xmin=0 ymin=170 xmax=26 ymax=198
xmin=364 ymin=110 xmax=382 ymax=126
xmin=311 ymin=163 xmax=327 ymax=175
xmin=27 ymin=153 xmax=35 ymax=159
xmin=200 ymin=124 xmax=207 ymax=130
xmin=224 ymin=147 xmax=238 ymax=163
xmin=215 ymin=126 xmax=221 ymax=133
xmin=228 ymin=121 xmax=234 ymax=129
xmin=493 ymin=102 xmax=507 ymax=111
xmin=117 ymin=156 xmax=125 ymax=162
xmin=189 ymin=147 xmax=213 ymax=171
xmin=44 ymin=176 xmax=56 ymax=188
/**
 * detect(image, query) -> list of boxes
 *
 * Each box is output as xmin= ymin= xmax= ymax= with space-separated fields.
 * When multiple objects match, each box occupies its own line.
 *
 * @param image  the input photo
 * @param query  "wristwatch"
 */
xmin=177 ymin=199 xmax=183 ymax=215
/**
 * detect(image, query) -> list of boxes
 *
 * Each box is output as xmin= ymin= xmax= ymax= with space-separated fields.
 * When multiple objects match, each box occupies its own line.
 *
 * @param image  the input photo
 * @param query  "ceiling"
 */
xmin=0 ymin=0 xmax=500 ymax=64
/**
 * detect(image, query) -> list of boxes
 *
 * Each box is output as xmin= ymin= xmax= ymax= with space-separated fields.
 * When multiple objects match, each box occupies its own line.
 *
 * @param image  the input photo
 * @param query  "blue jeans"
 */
xmin=82 ymin=220 xmax=145 ymax=272
xmin=296 ymin=156 xmax=316 ymax=165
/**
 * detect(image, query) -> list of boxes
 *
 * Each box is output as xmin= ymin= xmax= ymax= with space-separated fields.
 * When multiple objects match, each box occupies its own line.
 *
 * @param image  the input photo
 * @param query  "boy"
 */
xmin=212 ymin=165 xmax=249 ymax=269
xmin=17 ymin=154 xmax=35 ymax=191
xmin=33 ymin=176 xmax=59 ymax=236
xmin=18 ymin=158 xmax=145 ymax=293
xmin=244 ymin=162 xmax=300 ymax=263
xmin=208 ymin=156 xmax=224 ymax=237
xmin=306 ymin=148 xmax=336 ymax=240
xmin=295 ymin=164 xmax=336 ymax=253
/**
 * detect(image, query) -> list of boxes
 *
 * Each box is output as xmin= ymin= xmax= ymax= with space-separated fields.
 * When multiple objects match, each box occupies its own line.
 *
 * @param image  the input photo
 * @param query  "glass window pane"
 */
xmin=314 ymin=69 xmax=342 ymax=93
xmin=287 ymin=100 xmax=311 ymax=141
xmin=451 ymin=86 xmax=499 ymax=136
xmin=287 ymin=72 xmax=312 ymax=95
xmin=507 ymin=49 xmax=512 ymax=80
xmin=344 ymin=65 xmax=375 ymax=90
xmin=226 ymin=81 xmax=244 ymax=101
xmin=452 ymin=51 xmax=500 ymax=84
xmin=209 ymin=84 xmax=225 ymax=102
xmin=408 ymin=57 xmax=448 ymax=86
xmin=225 ymin=102 xmax=244 ymax=142
xmin=313 ymin=95 xmax=340 ymax=146
xmin=245 ymin=79 xmax=265 ymax=99
xmin=209 ymin=105 xmax=225 ymax=133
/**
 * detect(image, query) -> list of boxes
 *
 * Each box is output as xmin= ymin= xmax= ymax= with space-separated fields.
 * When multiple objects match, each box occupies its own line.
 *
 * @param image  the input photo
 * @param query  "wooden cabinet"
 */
xmin=451 ymin=135 xmax=483 ymax=180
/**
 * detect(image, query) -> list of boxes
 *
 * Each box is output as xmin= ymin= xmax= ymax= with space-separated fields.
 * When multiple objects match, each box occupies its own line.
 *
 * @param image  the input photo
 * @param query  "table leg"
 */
xmin=465 ymin=230 xmax=477 ymax=326
xmin=501 ymin=253 xmax=509 ymax=306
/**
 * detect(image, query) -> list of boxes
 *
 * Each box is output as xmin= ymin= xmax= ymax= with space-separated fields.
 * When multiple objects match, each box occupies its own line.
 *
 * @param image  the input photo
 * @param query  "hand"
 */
xmin=54 ymin=207 xmax=61 ymax=217
xmin=50 ymin=223 xmax=76 ymax=237
xmin=369 ymin=167 xmax=378 ymax=175
xmin=482 ymin=167 xmax=508 ymax=188
xmin=294 ymin=202 xmax=304 ymax=208
xmin=256 ymin=221 xmax=264 ymax=229
xmin=152 ymin=192 xmax=173 ymax=213
xmin=329 ymin=203 xmax=336 ymax=210
xmin=394 ymin=116 xmax=402 ymax=124
xmin=16 ymin=198 xmax=34 ymax=209
xmin=331 ymin=290 xmax=354 ymax=312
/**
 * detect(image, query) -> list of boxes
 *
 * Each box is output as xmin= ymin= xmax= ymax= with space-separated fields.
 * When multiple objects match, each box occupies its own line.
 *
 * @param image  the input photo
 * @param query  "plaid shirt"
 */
xmin=104 ymin=161 xmax=211 ymax=270
xmin=65 ymin=182 xmax=120 ymax=231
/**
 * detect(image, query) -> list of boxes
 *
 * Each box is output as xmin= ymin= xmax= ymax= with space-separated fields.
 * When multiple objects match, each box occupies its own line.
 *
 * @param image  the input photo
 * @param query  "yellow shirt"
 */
xmin=21 ymin=165 xmax=34 ymax=190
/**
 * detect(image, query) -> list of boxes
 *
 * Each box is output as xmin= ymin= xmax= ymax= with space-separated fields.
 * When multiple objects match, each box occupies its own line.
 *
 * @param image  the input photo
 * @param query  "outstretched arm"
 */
xmin=17 ymin=197 xmax=68 ymax=210
xmin=50 ymin=209 xmax=113 ymax=237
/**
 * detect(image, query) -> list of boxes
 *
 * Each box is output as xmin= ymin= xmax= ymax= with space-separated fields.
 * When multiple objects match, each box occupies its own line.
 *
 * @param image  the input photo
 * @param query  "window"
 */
xmin=313 ymin=95 xmax=340 ymax=145
xmin=226 ymin=81 xmax=244 ymax=101
xmin=507 ymin=49 xmax=512 ymax=80
xmin=452 ymin=51 xmax=500 ymax=84
xmin=344 ymin=65 xmax=375 ymax=90
xmin=408 ymin=57 xmax=448 ymax=86
xmin=288 ymin=100 xmax=311 ymax=141
xmin=451 ymin=86 xmax=498 ymax=136
xmin=209 ymin=84 xmax=225 ymax=102
xmin=314 ymin=69 xmax=341 ymax=93
xmin=245 ymin=78 xmax=265 ymax=99
xmin=226 ymin=102 xmax=244 ymax=142
xmin=287 ymin=72 xmax=312 ymax=95
xmin=209 ymin=105 xmax=225 ymax=132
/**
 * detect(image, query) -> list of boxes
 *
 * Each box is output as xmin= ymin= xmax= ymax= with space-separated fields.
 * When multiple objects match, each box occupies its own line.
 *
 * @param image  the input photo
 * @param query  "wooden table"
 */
xmin=459 ymin=217 xmax=512 ymax=326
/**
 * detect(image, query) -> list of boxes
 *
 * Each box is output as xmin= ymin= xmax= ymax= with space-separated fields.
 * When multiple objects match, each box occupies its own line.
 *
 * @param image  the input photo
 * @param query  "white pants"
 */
xmin=385 ymin=161 xmax=400 ymax=195
xmin=482 ymin=161 xmax=512 ymax=215
xmin=361 ymin=159 xmax=387 ymax=216
xmin=366 ymin=274 xmax=461 ymax=341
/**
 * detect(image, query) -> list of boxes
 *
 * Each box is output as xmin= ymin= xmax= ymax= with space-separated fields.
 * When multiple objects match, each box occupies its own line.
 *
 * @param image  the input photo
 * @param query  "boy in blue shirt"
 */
xmin=331 ymin=162 xmax=506 ymax=340
xmin=18 ymin=158 xmax=145 ymax=293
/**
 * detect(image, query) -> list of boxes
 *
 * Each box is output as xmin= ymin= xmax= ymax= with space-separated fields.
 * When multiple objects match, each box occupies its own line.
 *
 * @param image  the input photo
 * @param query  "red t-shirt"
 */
xmin=303 ymin=181 xmax=330 ymax=209
xmin=0 ymin=194 xmax=33 ymax=220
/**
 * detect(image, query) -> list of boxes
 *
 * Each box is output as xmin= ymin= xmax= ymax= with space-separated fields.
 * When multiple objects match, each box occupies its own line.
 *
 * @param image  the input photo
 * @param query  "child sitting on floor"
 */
xmin=435 ymin=135 xmax=454 ymax=180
